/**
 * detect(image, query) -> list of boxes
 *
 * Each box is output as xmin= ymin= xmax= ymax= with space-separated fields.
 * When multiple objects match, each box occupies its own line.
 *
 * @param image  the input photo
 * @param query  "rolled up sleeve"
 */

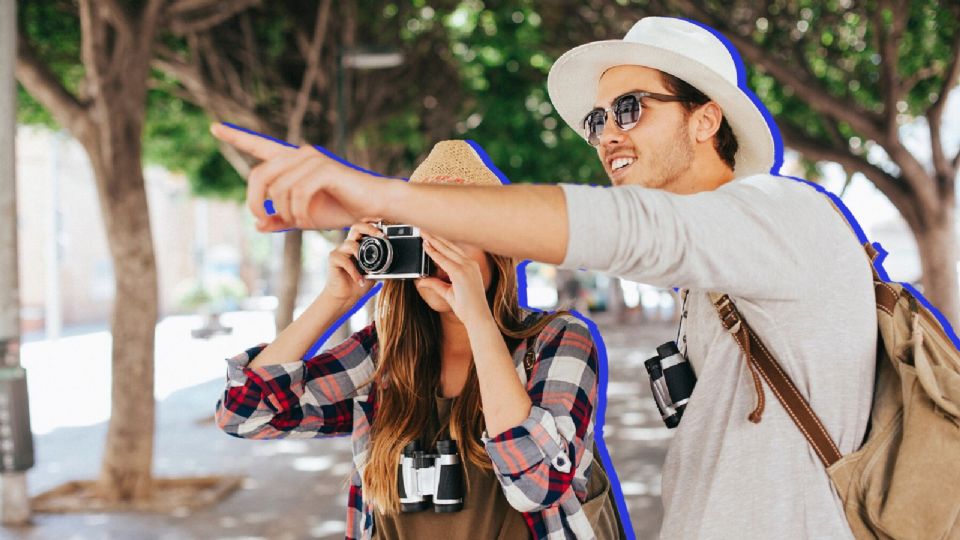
xmin=484 ymin=315 xmax=597 ymax=512
xmin=215 ymin=323 xmax=378 ymax=439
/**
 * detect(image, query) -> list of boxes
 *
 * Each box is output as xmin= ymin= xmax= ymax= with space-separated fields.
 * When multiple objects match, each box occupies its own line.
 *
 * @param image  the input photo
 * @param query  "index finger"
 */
xmin=210 ymin=123 xmax=292 ymax=161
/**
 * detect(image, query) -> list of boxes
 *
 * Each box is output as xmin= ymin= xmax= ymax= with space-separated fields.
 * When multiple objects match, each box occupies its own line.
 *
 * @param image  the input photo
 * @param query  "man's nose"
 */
xmin=598 ymin=114 xmax=625 ymax=147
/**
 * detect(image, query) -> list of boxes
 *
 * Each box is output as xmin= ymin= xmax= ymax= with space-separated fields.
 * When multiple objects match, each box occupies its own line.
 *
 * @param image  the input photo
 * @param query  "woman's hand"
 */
xmin=320 ymin=221 xmax=382 ymax=305
xmin=418 ymin=232 xmax=493 ymax=326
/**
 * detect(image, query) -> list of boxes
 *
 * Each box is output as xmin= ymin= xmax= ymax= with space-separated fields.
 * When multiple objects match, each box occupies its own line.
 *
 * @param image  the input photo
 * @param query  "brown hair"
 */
xmin=361 ymin=253 xmax=568 ymax=513
xmin=660 ymin=71 xmax=739 ymax=170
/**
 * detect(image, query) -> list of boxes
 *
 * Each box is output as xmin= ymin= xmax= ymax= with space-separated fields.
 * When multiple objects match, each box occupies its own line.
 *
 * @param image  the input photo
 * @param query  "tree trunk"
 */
xmin=912 ymin=203 xmax=959 ymax=329
xmin=82 ymin=120 xmax=158 ymax=503
xmin=275 ymin=230 xmax=303 ymax=332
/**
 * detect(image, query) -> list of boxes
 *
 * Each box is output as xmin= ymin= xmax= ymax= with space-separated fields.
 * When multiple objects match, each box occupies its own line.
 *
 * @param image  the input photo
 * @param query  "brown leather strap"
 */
xmin=703 ymin=199 xmax=899 ymax=469
xmin=710 ymin=293 xmax=844 ymax=468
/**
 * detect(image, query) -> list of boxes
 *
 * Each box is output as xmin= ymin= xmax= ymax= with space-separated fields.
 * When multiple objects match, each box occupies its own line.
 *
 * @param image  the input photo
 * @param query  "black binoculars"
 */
xmin=645 ymin=341 xmax=697 ymax=428
xmin=397 ymin=439 xmax=464 ymax=513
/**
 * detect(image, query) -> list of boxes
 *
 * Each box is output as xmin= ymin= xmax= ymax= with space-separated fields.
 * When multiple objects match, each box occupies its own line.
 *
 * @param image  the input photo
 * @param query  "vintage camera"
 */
xmin=398 ymin=439 xmax=464 ymax=513
xmin=644 ymin=341 xmax=697 ymax=429
xmin=356 ymin=223 xmax=434 ymax=280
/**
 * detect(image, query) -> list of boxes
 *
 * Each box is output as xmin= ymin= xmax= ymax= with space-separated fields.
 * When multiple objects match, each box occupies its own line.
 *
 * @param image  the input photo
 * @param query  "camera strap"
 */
xmin=708 ymin=292 xmax=843 ymax=468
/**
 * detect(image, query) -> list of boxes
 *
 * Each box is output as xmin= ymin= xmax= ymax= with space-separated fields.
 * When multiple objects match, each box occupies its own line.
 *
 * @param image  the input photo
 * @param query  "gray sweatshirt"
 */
xmin=559 ymin=174 xmax=876 ymax=539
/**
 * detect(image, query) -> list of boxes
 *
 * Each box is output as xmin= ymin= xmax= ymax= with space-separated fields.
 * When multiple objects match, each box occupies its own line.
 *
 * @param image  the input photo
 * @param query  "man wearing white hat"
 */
xmin=213 ymin=17 xmax=875 ymax=539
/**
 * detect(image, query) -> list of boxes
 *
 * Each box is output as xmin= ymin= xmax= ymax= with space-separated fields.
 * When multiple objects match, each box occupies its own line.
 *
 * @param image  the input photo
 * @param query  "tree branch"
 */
xmin=928 ymin=22 xmax=960 ymax=184
xmin=670 ymin=0 xmax=886 ymax=143
xmin=778 ymin=122 xmax=918 ymax=226
xmin=78 ymin=0 xmax=109 ymax=103
xmin=875 ymin=0 xmax=908 ymax=141
xmin=138 ymin=0 xmax=167 ymax=58
xmin=15 ymin=34 xmax=91 ymax=137
xmin=239 ymin=12 xmax=260 ymax=98
xmin=98 ymin=0 xmax=134 ymax=40
xmin=152 ymin=55 xmax=265 ymax=130
xmin=168 ymin=0 xmax=223 ymax=15
xmin=287 ymin=0 xmax=332 ymax=143
xmin=168 ymin=0 xmax=262 ymax=35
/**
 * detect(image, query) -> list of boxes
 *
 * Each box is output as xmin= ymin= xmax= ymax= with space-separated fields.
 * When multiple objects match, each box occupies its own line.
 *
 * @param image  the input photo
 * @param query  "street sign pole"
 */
xmin=0 ymin=0 xmax=34 ymax=525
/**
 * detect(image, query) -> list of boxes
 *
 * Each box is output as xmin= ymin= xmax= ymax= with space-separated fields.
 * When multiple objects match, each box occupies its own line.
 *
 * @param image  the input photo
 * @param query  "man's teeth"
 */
xmin=612 ymin=157 xmax=635 ymax=171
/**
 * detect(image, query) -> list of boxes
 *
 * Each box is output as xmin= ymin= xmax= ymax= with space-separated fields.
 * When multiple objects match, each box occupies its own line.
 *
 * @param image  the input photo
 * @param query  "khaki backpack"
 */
xmin=708 ymin=241 xmax=960 ymax=539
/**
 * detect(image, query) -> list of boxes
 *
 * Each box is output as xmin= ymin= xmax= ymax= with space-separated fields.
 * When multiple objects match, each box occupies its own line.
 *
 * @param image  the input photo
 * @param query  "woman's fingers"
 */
xmin=347 ymin=222 xmax=385 ymax=242
xmin=423 ymin=238 xmax=455 ymax=273
xmin=422 ymin=232 xmax=468 ymax=261
xmin=330 ymin=251 xmax=365 ymax=286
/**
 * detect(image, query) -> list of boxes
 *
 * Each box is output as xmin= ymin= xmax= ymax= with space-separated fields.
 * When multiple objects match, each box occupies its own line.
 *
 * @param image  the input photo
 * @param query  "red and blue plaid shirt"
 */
xmin=216 ymin=313 xmax=600 ymax=539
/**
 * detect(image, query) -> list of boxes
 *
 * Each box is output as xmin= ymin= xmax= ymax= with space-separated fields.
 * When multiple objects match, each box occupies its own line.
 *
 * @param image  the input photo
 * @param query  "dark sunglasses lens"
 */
xmin=614 ymin=94 xmax=641 ymax=129
xmin=585 ymin=111 xmax=605 ymax=145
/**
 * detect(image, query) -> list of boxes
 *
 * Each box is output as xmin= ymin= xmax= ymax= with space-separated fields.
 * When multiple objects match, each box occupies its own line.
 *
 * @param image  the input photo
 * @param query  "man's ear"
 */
xmin=694 ymin=102 xmax=724 ymax=143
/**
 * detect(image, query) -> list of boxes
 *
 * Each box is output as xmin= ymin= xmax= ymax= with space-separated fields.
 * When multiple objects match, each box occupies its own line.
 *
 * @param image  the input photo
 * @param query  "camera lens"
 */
xmin=357 ymin=236 xmax=393 ymax=274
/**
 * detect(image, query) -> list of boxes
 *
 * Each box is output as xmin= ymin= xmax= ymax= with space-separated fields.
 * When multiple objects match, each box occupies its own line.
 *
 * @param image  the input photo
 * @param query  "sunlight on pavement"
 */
xmin=292 ymin=456 xmax=334 ymax=472
xmin=21 ymin=311 xmax=276 ymax=434
xmin=310 ymin=521 xmax=347 ymax=537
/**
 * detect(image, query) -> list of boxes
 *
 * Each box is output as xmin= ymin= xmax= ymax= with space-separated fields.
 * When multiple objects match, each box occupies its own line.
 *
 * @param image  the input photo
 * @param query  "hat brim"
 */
xmin=547 ymin=40 xmax=776 ymax=177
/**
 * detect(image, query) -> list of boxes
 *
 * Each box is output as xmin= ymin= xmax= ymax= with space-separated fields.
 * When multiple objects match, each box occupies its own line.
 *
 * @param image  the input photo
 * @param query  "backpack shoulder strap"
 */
xmin=708 ymin=291 xmax=843 ymax=468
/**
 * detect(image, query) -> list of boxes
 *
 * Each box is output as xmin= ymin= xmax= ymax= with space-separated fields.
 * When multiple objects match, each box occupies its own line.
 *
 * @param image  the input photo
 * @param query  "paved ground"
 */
xmin=2 ymin=311 xmax=678 ymax=540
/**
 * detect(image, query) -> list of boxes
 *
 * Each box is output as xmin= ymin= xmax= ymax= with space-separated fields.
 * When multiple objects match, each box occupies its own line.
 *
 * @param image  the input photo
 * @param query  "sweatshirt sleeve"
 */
xmin=558 ymin=175 xmax=833 ymax=301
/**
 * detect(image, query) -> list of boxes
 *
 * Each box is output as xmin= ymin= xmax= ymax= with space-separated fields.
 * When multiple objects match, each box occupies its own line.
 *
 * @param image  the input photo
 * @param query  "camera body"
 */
xmin=397 ymin=440 xmax=464 ymax=513
xmin=356 ymin=223 xmax=433 ymax=280
xmin=644 ymin=341 xmax=697 ymax=428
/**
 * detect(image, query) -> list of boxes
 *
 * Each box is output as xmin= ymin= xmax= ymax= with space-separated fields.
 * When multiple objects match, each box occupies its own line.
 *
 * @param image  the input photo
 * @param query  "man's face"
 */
xmin=593 ymin=65 xmax=695 ymax=190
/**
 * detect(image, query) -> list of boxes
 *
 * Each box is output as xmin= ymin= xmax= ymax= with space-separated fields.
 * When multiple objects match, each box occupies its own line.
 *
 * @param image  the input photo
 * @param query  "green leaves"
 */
xmin=442 ymin=1 xmax=605 ymax=185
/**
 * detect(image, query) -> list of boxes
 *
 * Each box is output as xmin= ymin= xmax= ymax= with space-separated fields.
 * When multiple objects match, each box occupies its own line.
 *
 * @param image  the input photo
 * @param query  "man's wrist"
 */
xmin=374 ymin=177 xmax=406 ymax=224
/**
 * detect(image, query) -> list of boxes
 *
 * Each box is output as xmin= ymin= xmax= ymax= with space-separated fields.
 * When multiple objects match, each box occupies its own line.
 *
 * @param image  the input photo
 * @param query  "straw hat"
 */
xmin=547 ymin=17 xmax=776 ymax=176
xmin=408 ymin=140 xmax=506 ymax=186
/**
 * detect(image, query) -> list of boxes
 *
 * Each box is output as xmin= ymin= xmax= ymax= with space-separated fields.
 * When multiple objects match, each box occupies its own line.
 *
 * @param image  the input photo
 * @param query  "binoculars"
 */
xmin=645 ymin=341 xmax=697 ymax=428
xmin=398 ymin=439 xmax=464 ymax=513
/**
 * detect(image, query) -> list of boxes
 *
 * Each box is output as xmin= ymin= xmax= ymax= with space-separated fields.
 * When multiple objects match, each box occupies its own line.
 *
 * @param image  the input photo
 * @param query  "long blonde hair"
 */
xmin=361 ymin=253 xmax=568 ymax=513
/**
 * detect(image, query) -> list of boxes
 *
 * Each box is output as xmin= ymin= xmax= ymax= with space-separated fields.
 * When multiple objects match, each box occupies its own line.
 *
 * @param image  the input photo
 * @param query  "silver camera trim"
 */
xmin=359 ymin=222 xmax=431 ymax=280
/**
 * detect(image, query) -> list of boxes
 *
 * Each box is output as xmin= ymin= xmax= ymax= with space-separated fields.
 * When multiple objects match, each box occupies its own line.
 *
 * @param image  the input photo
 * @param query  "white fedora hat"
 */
xmin=547 ymin=17 xmax=777 ymax=177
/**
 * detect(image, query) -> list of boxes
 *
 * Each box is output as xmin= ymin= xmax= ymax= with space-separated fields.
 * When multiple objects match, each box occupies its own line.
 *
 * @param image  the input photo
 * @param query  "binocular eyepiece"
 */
xmin=645 ymin=341 xmax=697 ymax=429
xmin=397 ymin=439 xmax=464 ymax=513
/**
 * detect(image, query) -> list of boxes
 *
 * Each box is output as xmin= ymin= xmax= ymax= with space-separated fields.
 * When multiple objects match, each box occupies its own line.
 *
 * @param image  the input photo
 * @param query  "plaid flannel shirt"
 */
xmin=215 ymin=313 xmax=600 ymax=540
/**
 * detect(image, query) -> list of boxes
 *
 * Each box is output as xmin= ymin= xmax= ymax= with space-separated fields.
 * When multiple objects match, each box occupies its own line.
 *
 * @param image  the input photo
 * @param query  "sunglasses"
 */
xmin=582 ymin=91 xmax=689 ymax=146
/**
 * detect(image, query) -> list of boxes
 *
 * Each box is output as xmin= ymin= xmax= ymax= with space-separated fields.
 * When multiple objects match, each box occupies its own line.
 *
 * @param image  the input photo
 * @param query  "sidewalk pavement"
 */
xmin=3 ymin=311 xmax=677 ymax=540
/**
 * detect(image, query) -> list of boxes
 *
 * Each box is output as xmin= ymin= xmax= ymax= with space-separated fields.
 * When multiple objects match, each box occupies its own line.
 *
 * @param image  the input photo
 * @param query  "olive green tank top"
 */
xmin=372 ymin=394 xmax=530 ymax=540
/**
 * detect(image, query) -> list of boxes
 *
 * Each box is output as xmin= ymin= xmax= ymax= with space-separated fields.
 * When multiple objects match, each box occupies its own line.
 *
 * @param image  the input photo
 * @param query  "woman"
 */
xmin=216 ymin=142 xmax=609 ymax=539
